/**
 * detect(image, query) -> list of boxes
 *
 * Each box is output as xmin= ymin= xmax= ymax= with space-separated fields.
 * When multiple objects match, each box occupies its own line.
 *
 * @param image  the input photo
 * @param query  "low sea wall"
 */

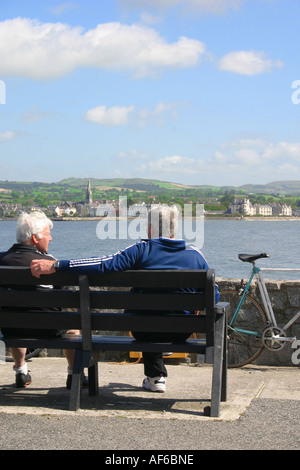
xmin=48 ymin=279 xmax=300 ymax=367
xmin=217 ymin=278 xmax=300 ymax=366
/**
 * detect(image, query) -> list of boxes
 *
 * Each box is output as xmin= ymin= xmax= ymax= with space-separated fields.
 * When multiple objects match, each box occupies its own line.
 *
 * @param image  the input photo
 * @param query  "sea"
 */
xmin=0 ymin=218 xmax=299 ymax=280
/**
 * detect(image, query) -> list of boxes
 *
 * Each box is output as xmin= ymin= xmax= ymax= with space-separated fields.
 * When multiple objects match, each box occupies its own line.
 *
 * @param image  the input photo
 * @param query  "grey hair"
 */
xmin=16 ymin=211 xmax=53 ymax=243
xmin=147 ymin=205 xmax=179 ymax=238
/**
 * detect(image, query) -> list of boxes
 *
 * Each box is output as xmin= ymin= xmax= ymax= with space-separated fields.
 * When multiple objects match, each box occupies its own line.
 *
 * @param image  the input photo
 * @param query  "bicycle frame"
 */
xmin=229 ymin=266 xmax=259 ymax=336
xmin=258 ymin=267 xmax=300 ymax=333
xmin=230 ymin=262 xmax=300 ymax=338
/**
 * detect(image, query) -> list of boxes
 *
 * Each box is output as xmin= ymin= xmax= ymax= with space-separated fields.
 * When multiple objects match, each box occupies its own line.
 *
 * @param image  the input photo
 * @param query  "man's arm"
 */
xmin=31 ymin=259 xmax=56 ymax=278
xmin=31 ymin=242 xmax=146 ymax=278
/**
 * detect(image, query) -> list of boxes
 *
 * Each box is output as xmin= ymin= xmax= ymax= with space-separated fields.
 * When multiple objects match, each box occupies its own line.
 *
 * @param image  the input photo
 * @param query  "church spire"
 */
xmin=86 ymin=178 xmax=93 ymax=204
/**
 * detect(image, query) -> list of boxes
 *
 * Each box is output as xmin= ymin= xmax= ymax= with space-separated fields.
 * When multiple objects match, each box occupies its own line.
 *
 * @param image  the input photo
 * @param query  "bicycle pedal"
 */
xmin=286 ymin=336 xmax=297 ymax=343
xmin=271 ymin=336 xmax=295 ymax=342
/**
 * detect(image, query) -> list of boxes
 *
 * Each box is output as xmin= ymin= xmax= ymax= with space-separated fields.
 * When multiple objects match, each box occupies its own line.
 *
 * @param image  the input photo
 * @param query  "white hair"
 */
xmin=16 ymin=211 xmax=53 ymax=243
xmin=147 ymin=205 xmax=179 ymax=238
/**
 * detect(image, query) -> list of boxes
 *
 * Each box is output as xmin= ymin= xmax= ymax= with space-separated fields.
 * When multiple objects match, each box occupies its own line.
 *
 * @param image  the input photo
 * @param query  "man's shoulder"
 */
xmin=0 ymin=244 xmax=18 ymax=264
xmin=185 ymin=244 xmax=208 ymax=260
xmin=186 ymin=243 xmax=202 ymax=253
xmin=33 ymin=248 xmax=55 ymax=260
xmin=0 ymin=244 xmax=55 ymax=266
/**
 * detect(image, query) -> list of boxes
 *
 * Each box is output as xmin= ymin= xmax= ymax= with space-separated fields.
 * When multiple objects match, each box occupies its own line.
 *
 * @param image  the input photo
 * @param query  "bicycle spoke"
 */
xmin=220 ymin=291 xmax=267 ymax=368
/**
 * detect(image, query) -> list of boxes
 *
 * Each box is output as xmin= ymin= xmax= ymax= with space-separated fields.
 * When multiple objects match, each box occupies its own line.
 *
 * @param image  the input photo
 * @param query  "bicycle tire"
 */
xmin=25 ymin=348 xmax=44 ymax=360
xmin=220 ymin=290 xmax=267 ymax=368
xmin=5 ymin=348 xmax=44 ymax=362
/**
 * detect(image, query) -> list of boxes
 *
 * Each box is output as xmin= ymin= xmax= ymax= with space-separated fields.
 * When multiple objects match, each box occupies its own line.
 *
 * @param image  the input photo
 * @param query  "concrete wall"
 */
xmin=217 ymin=278 xmax=300 ymax=367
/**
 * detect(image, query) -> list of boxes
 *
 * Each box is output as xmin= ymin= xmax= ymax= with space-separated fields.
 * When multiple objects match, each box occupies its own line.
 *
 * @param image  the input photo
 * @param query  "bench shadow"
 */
xmin=0 ymin=381 xmax=211 ymax=417
xmin=0 ymin=382 xmax=71 ymax=411
xmin=81 ymin=381 xmax=211 ymax=417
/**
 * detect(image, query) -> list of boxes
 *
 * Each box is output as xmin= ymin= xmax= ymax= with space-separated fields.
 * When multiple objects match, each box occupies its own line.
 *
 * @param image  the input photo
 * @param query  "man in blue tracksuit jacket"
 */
xmin=31 ymin=206 xmax=219 ymax=393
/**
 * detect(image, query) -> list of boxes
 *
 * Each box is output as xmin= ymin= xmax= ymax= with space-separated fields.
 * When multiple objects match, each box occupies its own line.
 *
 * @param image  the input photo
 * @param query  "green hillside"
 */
xmin=237 ymin=181 xmax=300 ymax=195
xmin=0 ymin=177 xmax=300 ymax=197
xmin=59 ymin=177 xmax=199 ymax=191
xmin=0 ymin=178 xmax=300 ymax=215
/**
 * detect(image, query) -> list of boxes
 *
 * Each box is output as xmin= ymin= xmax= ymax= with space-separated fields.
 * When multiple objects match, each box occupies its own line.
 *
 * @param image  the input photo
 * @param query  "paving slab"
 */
xmin=1 ymin=357 xmax=298 ymax=421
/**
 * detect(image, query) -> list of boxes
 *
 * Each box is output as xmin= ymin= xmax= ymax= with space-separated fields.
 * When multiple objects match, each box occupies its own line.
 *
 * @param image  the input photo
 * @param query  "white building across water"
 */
xmin=230 ymin=198 xmax=292 ymax=216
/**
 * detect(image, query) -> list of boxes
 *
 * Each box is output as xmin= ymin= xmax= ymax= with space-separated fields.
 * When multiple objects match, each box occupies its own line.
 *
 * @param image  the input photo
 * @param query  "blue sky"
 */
xmin=0 ymin=0 xmax=299 ymax=187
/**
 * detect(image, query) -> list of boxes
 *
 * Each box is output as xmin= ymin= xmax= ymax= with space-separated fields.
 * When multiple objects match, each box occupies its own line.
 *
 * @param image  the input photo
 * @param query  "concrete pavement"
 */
xmin=0 ymin=357 xmax=299 ymax=420
xmin=0 ymin=357 xmax=299 ymax=450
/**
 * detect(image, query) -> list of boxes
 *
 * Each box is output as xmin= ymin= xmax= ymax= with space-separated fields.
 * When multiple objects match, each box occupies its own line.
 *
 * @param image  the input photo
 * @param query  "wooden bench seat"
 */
xmin=0 ymin=266 xmax=228 ymax=416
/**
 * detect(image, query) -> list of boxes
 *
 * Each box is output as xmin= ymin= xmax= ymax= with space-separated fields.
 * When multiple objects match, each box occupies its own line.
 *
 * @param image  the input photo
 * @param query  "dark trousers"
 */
xmin=132 ymin=332 xmax=190 ymax=377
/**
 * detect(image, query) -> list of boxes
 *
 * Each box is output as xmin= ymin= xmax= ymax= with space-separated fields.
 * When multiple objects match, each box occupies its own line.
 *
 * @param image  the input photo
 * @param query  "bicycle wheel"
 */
xmin=220 ymin=290 xmax=267 ymax=368
xmin=5 ymin=348 xmax=44 ymax=362
xmin=25 ymin=348 xmax=44 ymax=360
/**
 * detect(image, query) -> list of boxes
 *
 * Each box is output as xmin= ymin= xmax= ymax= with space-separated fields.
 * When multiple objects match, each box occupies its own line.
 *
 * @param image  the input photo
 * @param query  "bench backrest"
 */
xmin=0 ymin=266 xmax=216 ymax=350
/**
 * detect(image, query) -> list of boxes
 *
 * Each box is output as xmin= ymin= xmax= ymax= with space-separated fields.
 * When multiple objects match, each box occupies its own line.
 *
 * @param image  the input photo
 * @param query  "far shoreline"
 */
xmin=2 ymin=216 xmax=300 ymax=222
xmin=47 ymin=215 xmax=300 ymax=222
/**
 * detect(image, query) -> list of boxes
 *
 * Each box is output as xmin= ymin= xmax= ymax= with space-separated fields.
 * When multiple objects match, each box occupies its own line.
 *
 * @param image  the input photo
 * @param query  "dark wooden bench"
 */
xmin=0 ymin=266 xmax=228 ymax=417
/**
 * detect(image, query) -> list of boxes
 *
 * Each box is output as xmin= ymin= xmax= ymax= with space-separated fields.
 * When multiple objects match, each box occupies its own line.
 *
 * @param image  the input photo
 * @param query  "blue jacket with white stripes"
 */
xmin=58 ymin=237 xmax=220 ymax=304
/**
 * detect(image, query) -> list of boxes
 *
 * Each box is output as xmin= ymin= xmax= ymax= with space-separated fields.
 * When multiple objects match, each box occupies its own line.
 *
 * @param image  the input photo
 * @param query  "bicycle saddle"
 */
xmin=238 ymin=253 xmax=270 ymax=263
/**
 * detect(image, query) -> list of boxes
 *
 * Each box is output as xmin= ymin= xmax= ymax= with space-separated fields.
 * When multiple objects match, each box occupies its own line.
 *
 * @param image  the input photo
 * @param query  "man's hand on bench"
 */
xmin=31 ymin=259 xmax=56 ymax=278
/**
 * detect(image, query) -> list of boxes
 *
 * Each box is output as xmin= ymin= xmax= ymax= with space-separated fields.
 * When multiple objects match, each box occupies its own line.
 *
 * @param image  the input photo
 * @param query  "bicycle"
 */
xmin=219 ymin=253 xmax=300 ymax=368
xmin=5 ymin=348 xmax=44 ymax=362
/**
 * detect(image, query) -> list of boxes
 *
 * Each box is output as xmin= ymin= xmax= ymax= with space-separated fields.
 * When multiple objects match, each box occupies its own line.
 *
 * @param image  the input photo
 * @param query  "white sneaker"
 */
xmin=142 ymin=376 xmax=166 ymax=393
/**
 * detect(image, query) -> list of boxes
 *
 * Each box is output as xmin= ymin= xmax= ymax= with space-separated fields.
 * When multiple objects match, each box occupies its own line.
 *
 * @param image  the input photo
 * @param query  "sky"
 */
xmin=0 ymin=0 xmax=300 ymax=187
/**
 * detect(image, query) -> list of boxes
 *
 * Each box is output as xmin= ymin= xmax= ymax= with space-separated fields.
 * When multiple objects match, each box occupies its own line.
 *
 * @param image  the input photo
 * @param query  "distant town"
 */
xmin=0 ymin=178 xmax=300 ymax=219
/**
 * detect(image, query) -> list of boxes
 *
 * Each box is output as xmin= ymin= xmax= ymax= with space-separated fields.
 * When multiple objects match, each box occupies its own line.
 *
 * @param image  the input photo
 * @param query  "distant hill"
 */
xmin=60 ymin=178 xmax=300 ymax=195
xmin=0 ymin=178 xmax=300 ymax=195
xmin=233 ymin=180 xmax=300 ymax=195
xmin=59 ymin=177 xmax=198 ymax=191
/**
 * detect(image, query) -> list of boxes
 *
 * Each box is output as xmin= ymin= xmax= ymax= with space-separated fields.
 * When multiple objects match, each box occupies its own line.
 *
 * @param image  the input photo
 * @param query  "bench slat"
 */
xmin=1 ymin=334 xmax=207 ymax=354
xmin=0 ymin=311 xmax=206 ymax=333
xmin=0 ymin=267 xmax=212 ymax=288
xmin=0 ymin=289 xmax=206 ymax=311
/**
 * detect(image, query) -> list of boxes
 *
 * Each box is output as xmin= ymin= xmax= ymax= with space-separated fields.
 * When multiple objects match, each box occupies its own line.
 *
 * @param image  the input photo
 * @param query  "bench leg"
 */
xmin=88 ymin=353 xmax=99 ymax=396
xmin=69 ymin=350 xmax=91 ymax=411
xmin=221 ymin=321 xmax=228 ymax=403
xmin=69 ymin=350 xmax=83 ymax=411
xmin=210 ymin=313 xmax=227 ymax=417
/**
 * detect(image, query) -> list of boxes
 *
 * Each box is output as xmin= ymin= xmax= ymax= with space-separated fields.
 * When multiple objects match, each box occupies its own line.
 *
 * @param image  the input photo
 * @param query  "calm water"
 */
xmin=0 ymin=218 xmax=299 ymax=280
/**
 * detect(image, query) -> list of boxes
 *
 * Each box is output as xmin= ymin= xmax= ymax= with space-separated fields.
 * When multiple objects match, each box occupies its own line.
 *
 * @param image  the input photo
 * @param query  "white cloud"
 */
xmin=202 ymin=139 xmax=300 ymax=184
xmin=0 ymin=131 xmax=17 ymax=143
xmin=139 ymin=12 xmax=163 ymax=24
xmin=218 ymin=50 xmax=283 ymax=75
xmin=148 ymin=155 xmax=196 ymax=174
xmin=137 ymin=101 xmax=180 ymax=126
xmin=50 ymin=2 xmax=79 ymax=16
xmin=115 ymin=149 xmax=151 ymax=160
xmin=219 ymin=139 xmax=300 ymax=164
xmin=84 ymin=105 xmax=135 ymax=126
xmin=187 ymin=0 xmax=243 ymax=14
xmin=120 ymin=139 xmax=300 ymax=185
xmin=22 ymin=106 xmax=53 ymax=123
xmin=0 ymin=18 xmax=206 ymax=80
xmin=85 ymin=101 xmax=182 ymax=127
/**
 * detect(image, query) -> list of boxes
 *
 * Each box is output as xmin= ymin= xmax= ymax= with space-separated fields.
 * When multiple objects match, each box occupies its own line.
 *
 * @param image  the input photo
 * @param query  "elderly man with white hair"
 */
xmin=0 ymin=211 xmax=82 ymax=389
xmin=31 ymin=205 xmax=219 ymax=393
